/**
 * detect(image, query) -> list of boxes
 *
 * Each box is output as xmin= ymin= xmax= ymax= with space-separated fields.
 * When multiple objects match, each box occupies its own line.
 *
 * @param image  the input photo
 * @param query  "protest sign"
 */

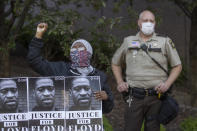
xmin=0 ymin=76 xmax=104 ymax=131
xmin=0 ymin=78 xmax=28 ymax=131
xmin=28 ymin=77 xmax=65 ymax=131
xmin=65 ymin=76 xmax=103 ymax=131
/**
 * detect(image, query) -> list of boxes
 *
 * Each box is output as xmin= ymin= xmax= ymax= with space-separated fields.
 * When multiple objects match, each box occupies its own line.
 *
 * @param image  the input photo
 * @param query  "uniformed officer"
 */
xmin=111 ymin=10 xmax=182 ymax=131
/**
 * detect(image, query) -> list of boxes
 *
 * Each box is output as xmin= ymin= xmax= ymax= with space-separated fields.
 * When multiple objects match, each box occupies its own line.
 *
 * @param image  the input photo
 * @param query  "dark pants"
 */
xmin=124 ymin=96 xmax=161 ymax=131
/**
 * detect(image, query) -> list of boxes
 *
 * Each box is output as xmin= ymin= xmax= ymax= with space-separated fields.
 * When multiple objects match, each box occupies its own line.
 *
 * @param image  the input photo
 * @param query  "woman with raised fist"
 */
xmin=27 ymin=23 xmax=114 ymax=113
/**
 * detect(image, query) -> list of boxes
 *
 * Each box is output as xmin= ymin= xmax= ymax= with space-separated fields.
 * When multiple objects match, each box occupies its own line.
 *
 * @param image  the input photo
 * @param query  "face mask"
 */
xmin=70 ymin=50 xmax=91 ymax=68
xmin=141 ymin=22 xmax=155 ymax=35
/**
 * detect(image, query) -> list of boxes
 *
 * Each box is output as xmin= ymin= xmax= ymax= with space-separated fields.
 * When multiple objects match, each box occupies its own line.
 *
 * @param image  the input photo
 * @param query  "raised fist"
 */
xmin=35 ymin=23 xmax=48 ymax=39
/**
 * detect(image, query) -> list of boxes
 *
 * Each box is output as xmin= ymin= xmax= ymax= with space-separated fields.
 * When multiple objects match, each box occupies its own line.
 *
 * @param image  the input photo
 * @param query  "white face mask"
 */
xmin=141 ymin=22 xmax=155 ymax=35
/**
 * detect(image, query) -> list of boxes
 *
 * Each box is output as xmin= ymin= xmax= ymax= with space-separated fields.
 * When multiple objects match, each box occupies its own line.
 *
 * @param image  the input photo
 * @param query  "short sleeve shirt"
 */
xmin=112 ymin=32 xmax=181 ymax=89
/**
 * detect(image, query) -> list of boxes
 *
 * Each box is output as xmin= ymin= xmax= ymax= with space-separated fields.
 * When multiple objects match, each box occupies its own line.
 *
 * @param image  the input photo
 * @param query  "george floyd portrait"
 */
xmin=28 ymin=77 xmax=65 ymax=111
xmin=0 ymin=78 xmax=27 ymax=113
xmin=65 ymin=76 xmax=101 ymax=111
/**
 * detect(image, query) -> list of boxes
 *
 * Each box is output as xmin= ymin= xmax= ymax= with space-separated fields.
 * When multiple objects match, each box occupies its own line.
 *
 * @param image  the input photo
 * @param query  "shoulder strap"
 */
xmin=140 ymin=44 xmax=169 ymax=76
xmin=147 ymin=53 xmax=169 ymax=76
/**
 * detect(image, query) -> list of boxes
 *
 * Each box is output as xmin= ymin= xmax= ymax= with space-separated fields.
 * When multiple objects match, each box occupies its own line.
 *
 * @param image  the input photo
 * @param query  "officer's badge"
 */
xmin=153 ymin=43 xmax=158 ymax=47
xmin=169 ymin=39 xmax=175 ymax=49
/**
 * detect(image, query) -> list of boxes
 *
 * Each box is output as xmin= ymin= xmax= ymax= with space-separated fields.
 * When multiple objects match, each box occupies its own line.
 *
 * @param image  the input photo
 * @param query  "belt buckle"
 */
xmin=145 ymin=89 xmax=149 ymax=96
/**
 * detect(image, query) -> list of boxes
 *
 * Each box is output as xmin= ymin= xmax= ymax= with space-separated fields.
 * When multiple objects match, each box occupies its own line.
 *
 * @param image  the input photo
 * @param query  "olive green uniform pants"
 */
xmin=124 ymin=96 xmax=161 ymax=131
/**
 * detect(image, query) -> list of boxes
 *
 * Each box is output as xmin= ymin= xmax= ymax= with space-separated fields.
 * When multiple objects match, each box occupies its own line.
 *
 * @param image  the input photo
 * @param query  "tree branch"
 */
xmin=129 ymin=0 xmax=133 ymax=7
xmin=5 ymin=15 xmax=17 ymax=39
xmin=4 ymin=0 xmax=19 ymax=39
xmin=4 ymin=8 xmax=12 ymax=17
xmin=3 ymin=0 xmax=19 ymax=17
xmin=0 ymin=1 xmax=5 ymax=21
xmin=0 ymin=8 xmax=6 ymax=40
xmin=174 ymin=0 xmax=192 ymax=18
xmin=12 ymin=0 xmax=34 ymax=36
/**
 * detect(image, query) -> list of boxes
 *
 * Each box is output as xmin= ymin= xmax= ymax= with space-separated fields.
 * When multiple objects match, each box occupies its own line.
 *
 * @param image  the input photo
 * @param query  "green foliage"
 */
xmin=13 ymin=0 xmax=135 ymax=74
xmin=87 ymin=16 xmax=122 ymax=73
xmin=25 ymin=0 xmax=125 ymax=73
xmin=122 ymin=7 xmax=138 ymax=30
xmin=21 ymin=2 xmax=82 ymax=60
xmin=161 ymin=0 xmax=197 ymax=14
xmin=84 ymin=0 xmax=106 ymax=10
xmin=180 ymin=116 xmax=197 ymax=131
xmin=112 ymin=0 xmax=126 ymax=13
xmin=174 ymin=57 xmax=188 ymax=87
xmin=166 ymin=57 xmax=187 ymax=88
xmin=2 ymin=0 xmax=197 ymax=78
xmin=8 ymin=37 xmax=16 ymax=50
xmin=141 ymin=122 xmax=166 ymax=131
xmin=103 ymin=116 xmax=113 ymax=131
xmin=146 ymin=0 xmax=159 ymax=2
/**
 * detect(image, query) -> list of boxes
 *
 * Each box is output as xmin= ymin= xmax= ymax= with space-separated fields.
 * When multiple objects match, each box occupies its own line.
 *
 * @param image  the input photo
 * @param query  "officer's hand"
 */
xmin=35 ymin=23 xmax=48 ymax=39
xmin=155 ymin=82 xmax=170 ymax=93
xmin=117 ymin=82 xmax=128 ymax=92
xmin=94 ymin=91 xmax=108 ymax=101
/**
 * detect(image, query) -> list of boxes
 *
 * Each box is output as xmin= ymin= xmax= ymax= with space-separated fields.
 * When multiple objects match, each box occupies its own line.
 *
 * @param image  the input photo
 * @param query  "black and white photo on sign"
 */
xmin=65 ymin=76 xmax=101 ymax=111
xmin=28 ymin=76 xmax=65 ymax=111
xmin=65 ymin=76 xmax=103 ymax=131
xmin=0 ymin=77 xmax=28 ymax=130
xmin=28 ymin=76 xmax=65 ymax=131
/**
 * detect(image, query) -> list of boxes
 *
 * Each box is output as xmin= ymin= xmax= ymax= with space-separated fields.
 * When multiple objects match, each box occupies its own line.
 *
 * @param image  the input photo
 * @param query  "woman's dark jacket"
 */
xmin=27 ymin=37 xmax=114 ymax=113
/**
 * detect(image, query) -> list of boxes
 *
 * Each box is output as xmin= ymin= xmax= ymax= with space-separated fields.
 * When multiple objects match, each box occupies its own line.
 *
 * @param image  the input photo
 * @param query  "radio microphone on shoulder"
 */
xmin=140 ymin=43 xmax=148 ymax=52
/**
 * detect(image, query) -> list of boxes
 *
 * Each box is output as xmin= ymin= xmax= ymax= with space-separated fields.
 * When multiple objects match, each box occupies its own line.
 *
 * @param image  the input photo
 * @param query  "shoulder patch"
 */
xmin=169 ymin=39 xmax=176 ymax=49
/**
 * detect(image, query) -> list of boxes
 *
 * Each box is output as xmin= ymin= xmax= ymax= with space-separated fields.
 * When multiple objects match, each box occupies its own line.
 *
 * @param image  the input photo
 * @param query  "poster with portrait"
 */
xmin=28 ymin=76 xmax=65 ymax=131
xmin=65 ymin=76 xmax=103 ymax=131
xmin=0 ymin=77 xmax=28 ymax=131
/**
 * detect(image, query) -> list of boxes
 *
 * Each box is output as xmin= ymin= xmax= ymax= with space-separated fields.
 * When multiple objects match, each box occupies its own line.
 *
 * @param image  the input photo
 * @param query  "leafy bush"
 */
xmin=88 ymin=16 xmax=122 ymax=74
xmin=141 ymin=122 xmax=166 ymax=131
xmin=17 ymin=0 xmax=125 ymax=74
xmin=180 ymin=116 xmax=197 ymax=131
xmin=103 ymin=116 xmax=113 ymax=131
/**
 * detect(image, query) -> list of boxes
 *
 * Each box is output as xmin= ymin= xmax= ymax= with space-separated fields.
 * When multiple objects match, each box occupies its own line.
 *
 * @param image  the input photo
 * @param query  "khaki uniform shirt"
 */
xmin=112 ymin=32 xmax=181 ymax=89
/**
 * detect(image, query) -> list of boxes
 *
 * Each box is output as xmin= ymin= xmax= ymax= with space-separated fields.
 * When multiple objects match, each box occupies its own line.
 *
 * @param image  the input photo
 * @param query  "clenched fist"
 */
xmin=35 ymin=23 xmax=48 ymax=39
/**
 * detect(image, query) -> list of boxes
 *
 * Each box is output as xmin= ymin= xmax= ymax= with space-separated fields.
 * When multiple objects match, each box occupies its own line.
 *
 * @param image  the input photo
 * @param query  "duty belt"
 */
xmin=122 ymin=87 xmax=158 ymax=103
xmin=131 ymin=87 xmax=157 ymax=99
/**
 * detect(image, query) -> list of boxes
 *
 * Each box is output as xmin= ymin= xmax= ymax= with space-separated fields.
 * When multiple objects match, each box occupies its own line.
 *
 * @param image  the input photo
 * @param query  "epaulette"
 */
xmin=156 ymin=33 xmax=168 ymax=38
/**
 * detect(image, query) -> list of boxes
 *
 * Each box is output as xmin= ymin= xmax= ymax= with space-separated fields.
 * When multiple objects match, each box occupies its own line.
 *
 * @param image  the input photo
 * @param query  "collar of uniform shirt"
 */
xmin=134 ymin=32 xmax=158 ymax=42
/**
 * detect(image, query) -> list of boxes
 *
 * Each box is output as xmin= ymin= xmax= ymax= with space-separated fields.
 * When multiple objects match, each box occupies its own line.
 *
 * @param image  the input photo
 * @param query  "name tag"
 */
xmin=148 ymin=48 xmax=161 ymax=52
